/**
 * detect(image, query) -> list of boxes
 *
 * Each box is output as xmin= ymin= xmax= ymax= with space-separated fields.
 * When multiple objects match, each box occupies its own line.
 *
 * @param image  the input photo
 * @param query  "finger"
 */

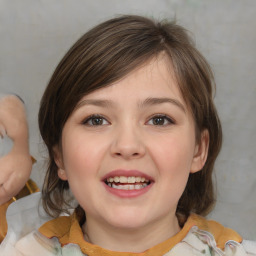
xmin=0 ymin=124 xmax=6 ymax=138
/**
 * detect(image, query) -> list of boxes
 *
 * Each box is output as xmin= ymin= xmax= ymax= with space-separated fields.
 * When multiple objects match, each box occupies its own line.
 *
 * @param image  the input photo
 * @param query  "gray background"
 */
xmin=0 ymin=0 xmax=255 ymax=240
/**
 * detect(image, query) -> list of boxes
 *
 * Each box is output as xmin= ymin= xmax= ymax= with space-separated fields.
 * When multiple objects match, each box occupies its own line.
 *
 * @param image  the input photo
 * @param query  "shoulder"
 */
xmin=187 ymin=214 xmax=242 ymax=249
xmin=38 ymin=211 xmax=87 ymax=251
xmin=0 ymin=179 xmax=39 ymax=243
xmin=167 ymin=214 xmax=256 ymax=256
xmin=38 ymin=214 xmax=73 ymax=242
xmin=0 ymin=192 xmax=56 ymax=255
xmin=1 ymin=230 xmax=60 ymax=256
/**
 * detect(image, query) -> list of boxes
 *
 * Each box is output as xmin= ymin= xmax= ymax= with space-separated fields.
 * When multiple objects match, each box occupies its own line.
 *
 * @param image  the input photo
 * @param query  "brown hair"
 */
xmin=39 ymin=15 xmax=222 ymax=224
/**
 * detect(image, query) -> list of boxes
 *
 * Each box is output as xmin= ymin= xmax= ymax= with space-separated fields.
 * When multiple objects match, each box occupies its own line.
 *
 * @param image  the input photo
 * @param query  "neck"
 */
xmin=82 ymin=213 xmax=181 ymax=253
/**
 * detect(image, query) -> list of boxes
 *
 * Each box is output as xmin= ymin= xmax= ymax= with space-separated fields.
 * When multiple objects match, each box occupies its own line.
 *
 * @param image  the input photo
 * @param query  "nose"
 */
xmin=110 ymin=125 xmax=146 ymax=160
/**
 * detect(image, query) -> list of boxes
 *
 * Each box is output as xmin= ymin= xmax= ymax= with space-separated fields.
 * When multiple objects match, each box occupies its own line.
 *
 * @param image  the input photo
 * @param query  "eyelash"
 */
xmin=82 ymin=114 xmax=110 ymax=126
xmin=146 ymin=114 xmax=175 ymax=126
xmin=82 ymin=114 xmax=175 ymax=127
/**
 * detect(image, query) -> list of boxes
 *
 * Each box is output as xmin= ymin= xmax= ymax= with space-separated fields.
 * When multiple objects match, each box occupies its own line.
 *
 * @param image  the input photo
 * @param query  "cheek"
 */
xmin=61 ymin=131 xmax=108 ymax=179
xmin=151 ymin=133 xmax=196 ymax=174
xmin=150 ymin=133 xmax=195 ymax=194
xmin=60 ymin=138 xmax=101 ymax=205
xmin=155 ymin=138 xmax=194 ymax=199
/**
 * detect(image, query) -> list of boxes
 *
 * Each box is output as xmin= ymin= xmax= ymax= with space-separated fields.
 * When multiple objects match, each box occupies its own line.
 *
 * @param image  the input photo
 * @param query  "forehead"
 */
xmin=78 ymin=54 xmax=184 ymax=105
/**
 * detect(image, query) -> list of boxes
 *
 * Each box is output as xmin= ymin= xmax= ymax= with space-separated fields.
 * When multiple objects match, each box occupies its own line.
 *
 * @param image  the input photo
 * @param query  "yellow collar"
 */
xmin=39 ymin=213 xmax=242 ymax=256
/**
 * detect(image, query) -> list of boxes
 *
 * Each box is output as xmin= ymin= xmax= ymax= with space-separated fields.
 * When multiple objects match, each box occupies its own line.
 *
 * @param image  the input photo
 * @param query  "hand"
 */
xmin=0 ymin=94 xmax=32 ymax=205
xmin=0 ymin=95 xmax=28 ymax=140
xmin=0 ymin=150 xmax=32 ymax=205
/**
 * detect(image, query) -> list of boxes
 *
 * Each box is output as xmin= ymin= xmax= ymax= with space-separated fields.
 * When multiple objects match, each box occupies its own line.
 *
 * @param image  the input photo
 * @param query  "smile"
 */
xmin=105 ymin=176 xmax=150 ymax=190
xmin=102 ymin=170 xmax=154 ymax=197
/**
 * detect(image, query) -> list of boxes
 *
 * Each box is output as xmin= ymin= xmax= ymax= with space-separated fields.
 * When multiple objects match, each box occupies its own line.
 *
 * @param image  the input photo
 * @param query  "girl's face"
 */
xmin=55 ymin=55 xmax=208 ymax=234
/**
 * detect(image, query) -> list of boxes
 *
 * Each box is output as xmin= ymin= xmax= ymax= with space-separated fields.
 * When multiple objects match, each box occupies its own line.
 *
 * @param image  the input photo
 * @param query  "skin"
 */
xmin=0 ymin=95 xmax=32 ymax=205
xmin=55 ymin=55 xmax=209 ymax=253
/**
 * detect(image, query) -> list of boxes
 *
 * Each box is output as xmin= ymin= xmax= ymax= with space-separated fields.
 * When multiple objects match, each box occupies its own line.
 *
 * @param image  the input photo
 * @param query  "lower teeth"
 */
xmin=108 ymin=183 xmax=148 ymax=190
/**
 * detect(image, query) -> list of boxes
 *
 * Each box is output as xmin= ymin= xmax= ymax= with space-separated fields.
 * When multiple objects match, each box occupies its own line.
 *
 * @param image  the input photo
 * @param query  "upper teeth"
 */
xmin=106 ymin=176 xmax=148 ymax=184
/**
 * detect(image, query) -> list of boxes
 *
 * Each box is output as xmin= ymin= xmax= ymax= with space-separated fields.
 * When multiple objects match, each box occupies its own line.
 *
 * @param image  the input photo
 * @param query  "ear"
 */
xmin=190 ymin=129 xmax=209 ymax=174
xmin=57 ymin=168 xmax=68 ymax=181
xmin=53 ymin=145 xmax=68 ymax=181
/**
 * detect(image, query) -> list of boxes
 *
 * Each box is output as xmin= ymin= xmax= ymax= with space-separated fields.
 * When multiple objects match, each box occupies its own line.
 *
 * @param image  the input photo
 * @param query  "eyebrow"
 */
xmin=75 ymin=99 xmax=114 ymax=109
xmin=76 ymin=97 xmax=186 ymax=113
xmin=139 ymin=97 xmax=186 ymax=113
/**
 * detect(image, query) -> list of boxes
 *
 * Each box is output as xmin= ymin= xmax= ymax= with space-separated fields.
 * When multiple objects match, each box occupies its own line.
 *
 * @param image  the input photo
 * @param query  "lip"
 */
xmin=102 ymin=169 xmax=154 ymax=198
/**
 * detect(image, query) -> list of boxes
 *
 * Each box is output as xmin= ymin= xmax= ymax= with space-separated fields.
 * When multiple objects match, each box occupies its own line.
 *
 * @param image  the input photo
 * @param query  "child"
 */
xmin=1 ymin=15 xmax=255 ymax=255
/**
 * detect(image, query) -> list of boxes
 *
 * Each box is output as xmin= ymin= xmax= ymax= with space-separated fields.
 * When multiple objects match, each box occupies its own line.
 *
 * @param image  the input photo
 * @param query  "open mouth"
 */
xmin=104 ymin=176 xmax=151 ymax=190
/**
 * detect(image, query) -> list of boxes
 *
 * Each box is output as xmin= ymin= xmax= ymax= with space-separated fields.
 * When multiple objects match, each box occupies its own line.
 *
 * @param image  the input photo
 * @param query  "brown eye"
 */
xmin=152 ymin=117 xmax=165 ymax=125
xmin=92 ymin=117 xmax=103 ymax=125
xmin=147 ymin=115 xmax=174 ymax=126
xmin=82 ymin=115 xmax=109 ymax=126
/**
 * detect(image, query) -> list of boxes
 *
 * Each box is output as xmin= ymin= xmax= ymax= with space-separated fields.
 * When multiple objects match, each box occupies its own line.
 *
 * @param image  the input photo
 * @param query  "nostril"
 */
xmin=114 ymin=152 xmax=141 ymax=158
xmin=111 ymin=140 xmax=145 ymax=159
